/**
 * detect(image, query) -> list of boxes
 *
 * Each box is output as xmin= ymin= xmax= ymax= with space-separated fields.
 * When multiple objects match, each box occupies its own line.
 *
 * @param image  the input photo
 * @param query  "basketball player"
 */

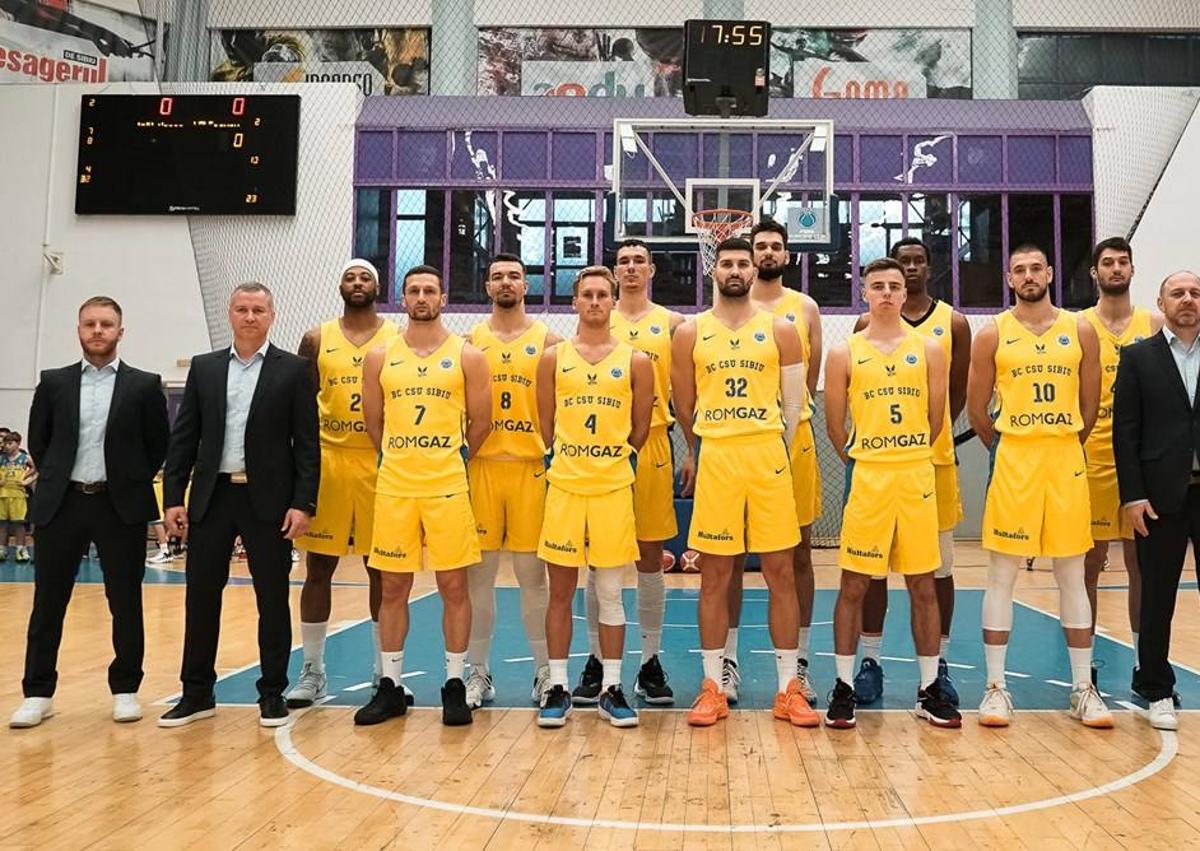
xmin=355 ymin=265 xmax=490 ymax=727
xmin=851 ymin=238 xmax=971 ymax=706
xmin=535 ymin=266 xmax=653 ymax=728
xmin=717 ymin=219 xmax=823 ymax=706
xmin=288 ymin=260 xmax=398 ymax=708
xmin=672 ymin=237 xmax=816 ymax=728
xmin=824 ymin=258 xmax=960 ymax=729
xmin=967 ymin=244 xmax=1111 ymax=727
xmin=464 ymin=253 xmax=561 ymax=709
xmin=1080 ymin=238 xmax=1162 ymax=694
xmin=573 ymin=239 xmax=683 ymax=708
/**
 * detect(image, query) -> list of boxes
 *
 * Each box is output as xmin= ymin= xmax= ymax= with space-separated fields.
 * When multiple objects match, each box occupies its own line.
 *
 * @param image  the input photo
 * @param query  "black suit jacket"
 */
xmin=162 ymin=344 xmax=319 ymax=524
xmin=26 ymin=361 xmax=169 ymax=526
xmin=1113 ymin=330 xmax=1200 ymax=514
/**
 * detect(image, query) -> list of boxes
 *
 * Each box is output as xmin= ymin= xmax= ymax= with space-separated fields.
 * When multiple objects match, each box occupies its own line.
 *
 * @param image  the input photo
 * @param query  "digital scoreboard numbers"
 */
xmin=682 ymin=19 xmax=771 ymax=117
xmin=75 ymin=94 xmax=300 ymax=215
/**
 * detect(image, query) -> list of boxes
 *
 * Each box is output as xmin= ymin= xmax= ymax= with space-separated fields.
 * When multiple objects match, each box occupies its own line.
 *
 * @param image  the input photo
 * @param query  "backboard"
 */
xmin=609 ymin=117 xmax=834 ymax=246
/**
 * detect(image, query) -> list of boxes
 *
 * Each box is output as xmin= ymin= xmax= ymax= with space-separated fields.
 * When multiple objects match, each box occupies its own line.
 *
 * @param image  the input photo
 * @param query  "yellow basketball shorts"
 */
xmin=301 ymin=446 xmax=379 ymax=557
xmin=983 ymin=435 xmax=1092 ymax=558
xmin=1087 ymin=462 xmax=1133 ymax=541
xmin=538 ymin=484 xmax=639 ymax=569
xmin=368 ymin=490 xmax=480 ymax=573
xmin=468 ymin=456 xmax=547 ymax=552
xmin=934 ymin=463 xmax=964 ymax=532
xmin=840 ymin=459 xmax=939 ymax=576
xmin=0 ymin=495 xmax=27 ymax=522
xmin=632 ymin=425 xmax=677 ymax=542
xmin=789 ymin=418 xmax=823 ymax=528
xmin=689 ymin=434 xmax=800 ymax=557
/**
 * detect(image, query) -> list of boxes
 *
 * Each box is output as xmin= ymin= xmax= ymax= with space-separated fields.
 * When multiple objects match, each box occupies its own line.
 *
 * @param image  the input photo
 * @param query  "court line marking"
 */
xmin=275 ymin=711 xmax=1178 ymax=833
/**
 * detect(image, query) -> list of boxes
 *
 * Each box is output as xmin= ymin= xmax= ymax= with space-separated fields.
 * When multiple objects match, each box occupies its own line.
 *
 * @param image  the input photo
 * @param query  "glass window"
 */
xmin=1102 ymin=36 xmax=1145 ymax=85
xmin=1018 ymin=82 xmax=1065 ymax=100
xmin=1059 ymin=35 xmax=1102 ymax=84
xmin=1017 ymin=35 xmax=1058 ymax=82
xmin=1060 ymin=194 xmax=1095 ymax=309
xmin=447 ymin=190 xmax=496 ymax=305
xmin=808 ymin=198 xmax=852 ymax=307
xmin=499 ymin=191 xmax=547 ymax=303
xmin=858 ymin=194 xmax=904 ymax=265
xmin=619 ymin=191 xmax=648 ymax=237
xmin=957 ymin=194 xmax=1003 ymax=308
xmin=1007 ymin=194 xmax=1055 ymax=273
xmin=390 ymin=189 xmax=445 ymax=303
xmin=1148 ymin=35 xmax=1192 ymax=85
xmin=648 ymin=249 xmax=699 ymax=307
xmin=550 ymin=192 xmax=597 ymax=305
xmin=907 ymin=193 xmax=953 ymax=304
xmin=355 ymin=188 xmax=391 ymax=298
xmin=650 ymin=192 xmax=687 ymax=239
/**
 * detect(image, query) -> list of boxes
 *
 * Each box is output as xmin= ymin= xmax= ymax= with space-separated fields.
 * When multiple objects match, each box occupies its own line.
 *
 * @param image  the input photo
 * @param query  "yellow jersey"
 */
xmin=471 ymin=319 xmax=548 ymax=459
xmin=0 ymin=450 xmax=28 ymax=497
xmin=547 ymin=340 xmax=635 ymax=496
xmin=316 ymin=318 xmax=399 ymax=449
xmin=1082 ymin=306 xmax=1153 ymax=466
xmin=992 ymin=309 xmax=1083 ymax=438
xmin=766 ymin=288 xmax=815 ymax=424
xmin=376 ymin=333 xmax=468 ymax=498
xmin=692 ymin=310 xmax=783 ymax=439
xmin=846 ymin=330 xmax=933 ymax=464
xmin=611 ymin=304 xmax=673 ymax=428
xmin=906 ymin=300 xmax=954 ymax=465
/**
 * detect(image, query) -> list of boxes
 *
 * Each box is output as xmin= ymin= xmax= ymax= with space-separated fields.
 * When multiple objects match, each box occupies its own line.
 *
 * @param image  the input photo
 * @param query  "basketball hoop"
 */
xmin=692 ymin=208 xmax=755 ymax=276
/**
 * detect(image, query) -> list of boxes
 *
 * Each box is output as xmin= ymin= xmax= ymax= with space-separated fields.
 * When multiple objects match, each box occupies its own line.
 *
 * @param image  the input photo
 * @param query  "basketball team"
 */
xmin=13 ymin=222 xmax=1195 ymax=736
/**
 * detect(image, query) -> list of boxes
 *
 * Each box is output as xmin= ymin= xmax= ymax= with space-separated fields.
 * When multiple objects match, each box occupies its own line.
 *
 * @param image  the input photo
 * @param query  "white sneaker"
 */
xmin=531 ymin=664 xmax=551 ymax=703
xmin=113 ymin=693 xmax=142 ymax=722
xmin=797 ymin=658 xmax=818 ymax=706
xmin=1069 ymin=684 xmax=1114 ymax=728
xmin=10 ymin=697 xmax=54 ymax=728
xmin=721 ymin=657 xmax=741 ymax=704
xmin=285 ymin=661 xmax=327 ymax=708
xmin=1148 ymin=698 xmax=1179 ymax=731
xmin=146 ymin=549 xmax=173 ymax=565
xmin=465 ymin=668 xmax=495 ymax=709
xmin=978 ymin=684 xmax=1014 ymax=727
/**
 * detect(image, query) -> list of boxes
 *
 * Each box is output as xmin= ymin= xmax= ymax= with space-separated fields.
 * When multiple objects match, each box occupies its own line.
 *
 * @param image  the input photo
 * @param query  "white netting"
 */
xmin=691 ymin=208 xmax=756 ymax=276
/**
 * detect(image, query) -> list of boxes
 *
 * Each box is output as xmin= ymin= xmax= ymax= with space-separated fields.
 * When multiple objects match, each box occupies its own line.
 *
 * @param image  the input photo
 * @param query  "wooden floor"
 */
xmin=4 ymin=544 xmax=1200 ymax=849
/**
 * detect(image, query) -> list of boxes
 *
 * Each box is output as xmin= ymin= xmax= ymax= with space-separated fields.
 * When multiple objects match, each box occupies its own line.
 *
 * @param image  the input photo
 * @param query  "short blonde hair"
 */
xmin=573 ymin=265 xmax=617 ymax=297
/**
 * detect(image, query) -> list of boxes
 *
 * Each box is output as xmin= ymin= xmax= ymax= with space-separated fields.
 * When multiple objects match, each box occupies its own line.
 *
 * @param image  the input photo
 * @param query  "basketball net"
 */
xmin=692 ymin=208 xmax=755 ymax=276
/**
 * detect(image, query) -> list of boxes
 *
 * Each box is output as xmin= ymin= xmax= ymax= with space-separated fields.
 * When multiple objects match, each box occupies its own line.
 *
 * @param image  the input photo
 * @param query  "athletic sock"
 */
xmin=702 ymin=649 xmax=724 ymax=684
xmin=381 ymin=650 xmax=403 ymax=685
xmin=1067 ymin=645 xmax=1092 ymax=688
xmin=797 ymin=626 xmax=811 ymax=662
xmin=549 ymin=658 xmax=569 ymax=688
xmin=984 ymin=643 xmax=1007 ymax=688
xmin=724 ymin=628 xmax=739 ymax=662
xmin=299 ymin=621 xmax=328 ymax=670
xmin=585 ymin=568 xmax=601 ymax=658
xmin=445 ymin=651 xmax=466 ymax=682
xmin=512 ymin=552 xmax=550 ymax=668
xmin=917 ymin=655 xmax=938 ymax=690
xmin=835 ymin=654 xmax=855 ymax=685
xmin=775 ymin=648 xmax=799 ymax=693
xmin=637 ymin=569 xmax=665 ymax=664
xmin=602 ymin=658 xmax=622 ymax=691
xmin=371 ymin=620 xmax=382 ymax=681
xmin=860 ymin=633 xmax=882 ymax=663
xmin=939 ymin=635 xmax=951 ymax=659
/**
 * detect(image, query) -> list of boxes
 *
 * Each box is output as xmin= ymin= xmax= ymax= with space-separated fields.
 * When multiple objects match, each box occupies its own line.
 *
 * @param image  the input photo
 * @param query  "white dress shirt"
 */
xmin=219 ymin=342 xmax=269 ymax=474
xmin=1163 ymin=325 xmax=1200 ymax=470
xmin=70 ymin=357 xmax=119 ymax=483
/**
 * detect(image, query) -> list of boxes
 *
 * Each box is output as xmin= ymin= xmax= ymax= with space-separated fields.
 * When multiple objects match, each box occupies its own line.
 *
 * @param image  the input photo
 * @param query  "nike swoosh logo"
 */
xmin=922 ymin=492 xmax=933 ymax=499
xmin=1005 ymin=338 xmax=1021 ymax=345
xmin=774 ymin=466 xmax=787 ymax=475
xmin=655 ymin=461 xmax=669 ymax=469
xmin=1074 ymin=470 xmax=1085 ymax=477
xmin=856 ymin=358 xmax=871 ymax=365
xmin=702 ymin=334 xmax=716 ymax=341
xmin=389 ymin=360 xmax=404 ymax=366
xmin=325 ymin=347 xmax=338 ymax=353
xmin=533 ymin=470 xmax=545 ymax=478
xmin=562 ymin=366 xmax=575 ymax=373
xmin=801 ymin=446 xmax=813 ymax=453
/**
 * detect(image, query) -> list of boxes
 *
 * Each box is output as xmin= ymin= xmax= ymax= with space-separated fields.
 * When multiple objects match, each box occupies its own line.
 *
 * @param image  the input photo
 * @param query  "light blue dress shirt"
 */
xmin=70 ymin=358 xmax=119 ymax=483
xmin=219 ymin=342 xmax=269 ymax=474
xmin=1163 ymin=326 xmax=1200 ymax=470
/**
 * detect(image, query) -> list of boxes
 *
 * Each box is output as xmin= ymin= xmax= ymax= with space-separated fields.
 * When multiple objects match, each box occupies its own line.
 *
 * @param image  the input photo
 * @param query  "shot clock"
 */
xmin=682 ymin=19 xmax=771 ymax=117
xmin=75 ymin=94 xmax=300 ymax=215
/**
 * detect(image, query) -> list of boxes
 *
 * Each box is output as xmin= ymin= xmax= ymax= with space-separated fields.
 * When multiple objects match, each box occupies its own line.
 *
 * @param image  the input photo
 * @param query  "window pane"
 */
xmin=957 ymin=194 xmax=1003 ymax=308
xmin=907 ymin=193 xmax=953 ymax=304
xmin=1017 ymin=35 xmax=1058 ymax=82
xmin=1007 ymin=194 xmax=1055 ymax=278
xmin=1059 ymin=35 xmax=1102 ymax=83
xmin=807 ymin=198 xmax=852 ymax=307
xmin=650 ymin=193 xmax=687 ymax=239
xmin=648 ymin=249 xmax=699 ymax=307
xmin=447 ymin=190 xmax=496 ymax=305
xmin=392 ymin=190 xmax=444 ymax=303
xmin=858 ymin=194 xmax=904 ymax=265
xmin=1060 ymin=194 xmax=1095 ymax=309
xmin=1101 ymin=36 xmax=1145 ymax=85
xmin=499 ymin=190 xmax=546 ymax=303
xmin=1148 ymin=36 xmax=1191 ymax=85
xmin=355 ymin=188 xmax=390 ymax=298
xmin=550 ymin=192 xmax=596 ymax=305
xmin=620 ymin=192 xmax=648 ymax=237
xmin=1018 ymin=82 xmax=1064 ymax=100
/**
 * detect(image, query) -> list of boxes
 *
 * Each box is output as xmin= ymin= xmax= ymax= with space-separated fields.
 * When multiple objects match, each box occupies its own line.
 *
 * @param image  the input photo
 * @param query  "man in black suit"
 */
xmin=1113 ymin=270 xmax=1200 ymax=731
xmin=158 ymin=282 xmax=319 ymax=729
xmin=11 ymin=296 xmax=169 ymax=729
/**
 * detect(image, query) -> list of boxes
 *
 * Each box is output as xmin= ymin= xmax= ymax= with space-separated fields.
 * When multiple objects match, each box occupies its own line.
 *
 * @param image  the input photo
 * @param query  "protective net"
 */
xmin=691 ymin=208 xmax=756 ymax=276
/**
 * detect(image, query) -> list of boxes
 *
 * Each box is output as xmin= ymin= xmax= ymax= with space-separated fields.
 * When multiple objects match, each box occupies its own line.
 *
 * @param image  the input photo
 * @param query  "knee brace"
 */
xmin=982 ymin=553 xmax=1022 ymax=632
xmin=1052 ymin=555 xmax=1092 ymax=629
xmin=592 ymin=565 xmax=627 ymax=626
xmin=934 ymin=530 xmax=955 ymax=579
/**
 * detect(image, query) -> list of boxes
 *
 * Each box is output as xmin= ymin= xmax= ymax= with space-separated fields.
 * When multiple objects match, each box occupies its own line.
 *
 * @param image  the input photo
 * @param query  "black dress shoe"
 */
xmin=259 ymin=695 xmax=288 ymax=728
xmin=354 ymin=677 xmax=408 ymax=726
xmin=442 ymin=677 xmax=473 ymax=727
xmin=158 ymin=694 xmax=216 ymax=727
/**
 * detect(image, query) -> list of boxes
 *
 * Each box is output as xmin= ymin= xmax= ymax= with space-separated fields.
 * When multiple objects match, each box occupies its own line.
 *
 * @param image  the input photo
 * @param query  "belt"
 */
xmin=70 ymin=481 xmax=107 ymax=494
xmin=217 ymin=472 xmax=249 ymax=485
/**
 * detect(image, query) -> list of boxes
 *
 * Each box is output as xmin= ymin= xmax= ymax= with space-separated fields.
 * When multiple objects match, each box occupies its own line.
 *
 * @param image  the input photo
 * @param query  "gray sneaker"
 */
xmin=285 ymin=661 xmax=327 ymax=708
xmin=465 ymin=668 xmax=495 ymax=709
xmin=531 ymin=664 xmax=551 ymax=704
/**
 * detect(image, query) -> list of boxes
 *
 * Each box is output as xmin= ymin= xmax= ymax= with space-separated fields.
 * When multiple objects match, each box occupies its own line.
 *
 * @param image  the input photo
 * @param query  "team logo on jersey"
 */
xmin=885 ymin=364 xmax=897 ymax=377
xmin=785 ymin=312 xmax=796 ymax=322
xmin=417 ymin=366 xmax=428 ymax=378
xmin=729 ymin=338 xmax=741 ymax=350
xmin=610 ymin=366 xmax=624 ymax=379
xmin=628 ymin=329 xmax=639 ymax=339
xmin=525 ymin=344 xmax=537 ymax=356
xmin=1034 ymin=343 xmax=1046 ymax=355
xmin=933 ymin=325 xmax=945 ymax=336
xmin=352 ymin=355 xmax=364 ymax=367
xmin=440 ymin=358 xmax=453 ymax=369
xmin=905 ymin=352 xmax=919 ymax=365
xmin=501 ymin=352 xmax=512 ymax=364
xmin=650 ymin=324 xmax=662 ymax=335
xmin=1057 ymin=334 xmax=1071 ymax=347
xmin=753 ymin=331 xmax=767 ymax=343
xmin=587 ymin=373 xmax=598 ymax=386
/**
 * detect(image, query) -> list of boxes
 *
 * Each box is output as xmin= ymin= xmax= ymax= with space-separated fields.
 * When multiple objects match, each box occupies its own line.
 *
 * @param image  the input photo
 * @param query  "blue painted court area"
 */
xmin=206 ymin=587 xmax=1200 ymax=711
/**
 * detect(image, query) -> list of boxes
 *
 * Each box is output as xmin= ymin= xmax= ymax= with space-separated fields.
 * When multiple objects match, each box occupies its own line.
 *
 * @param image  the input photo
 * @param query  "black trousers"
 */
xmin=22 ymin=488 xmax=146 ymax=697
xmin=180 ymin=478 xmax=292 ymax=700
xmin=1135 ymin=483 xmax=1200 ymax=700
